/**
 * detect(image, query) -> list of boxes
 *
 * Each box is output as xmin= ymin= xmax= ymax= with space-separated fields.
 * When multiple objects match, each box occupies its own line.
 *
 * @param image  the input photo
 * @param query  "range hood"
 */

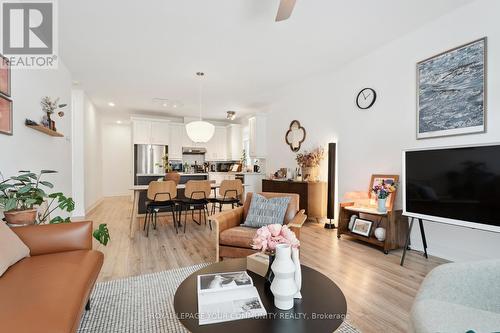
xmin=182 ymin=147 xmax=207 ymax=155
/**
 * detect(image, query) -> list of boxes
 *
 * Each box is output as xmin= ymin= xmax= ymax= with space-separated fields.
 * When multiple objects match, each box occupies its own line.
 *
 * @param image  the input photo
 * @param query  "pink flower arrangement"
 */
xmin=251 ymin=224 xmax=300 ymax=253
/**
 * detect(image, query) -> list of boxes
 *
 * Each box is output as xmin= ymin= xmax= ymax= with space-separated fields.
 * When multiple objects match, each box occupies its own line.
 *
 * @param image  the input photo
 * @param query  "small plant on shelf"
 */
xmin=0 ymin=170 xmax=110 ymax=245
xmin=240 ymin=149 xmax=247 ymax=169
xmin=40 ymin=96 xmax=67 ymax=130
xmin=155 ymin=154 xmax=172 ymax=173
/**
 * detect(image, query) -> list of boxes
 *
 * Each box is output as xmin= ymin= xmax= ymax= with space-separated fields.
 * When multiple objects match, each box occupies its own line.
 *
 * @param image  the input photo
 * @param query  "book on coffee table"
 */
xmin=197 ymin=271 xmax=267 ymax=325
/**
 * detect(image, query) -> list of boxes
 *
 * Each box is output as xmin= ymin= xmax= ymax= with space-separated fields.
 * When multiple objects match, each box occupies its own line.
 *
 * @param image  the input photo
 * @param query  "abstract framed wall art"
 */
xmin=417 ymin=38 xmax=486 ymax=139
xmin=0 ymin=54 xmax=10 ymax=97
xmin=0 ymin=94 xmax=13 ymax=135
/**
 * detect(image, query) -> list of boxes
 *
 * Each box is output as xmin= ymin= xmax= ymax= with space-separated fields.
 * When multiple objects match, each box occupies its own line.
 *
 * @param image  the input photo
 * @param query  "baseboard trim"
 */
xmin=85 ymin=197 xmax=104 ymax=216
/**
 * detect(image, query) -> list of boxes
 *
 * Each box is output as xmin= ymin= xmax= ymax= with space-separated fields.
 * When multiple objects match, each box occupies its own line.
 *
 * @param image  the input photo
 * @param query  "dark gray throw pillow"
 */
xmin=242 ymin=194 xmax=291 ymax=228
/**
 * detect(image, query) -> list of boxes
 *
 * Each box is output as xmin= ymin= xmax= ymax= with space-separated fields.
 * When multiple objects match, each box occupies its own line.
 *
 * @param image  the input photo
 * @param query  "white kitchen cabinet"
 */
xmin=132 ymin=120 xmax=152 ymax=144
xmin=181 ymin=125 xmax=196 ymax=148
xmin=205 ymin=126 xmax=227 ymax=161
xmin=132 ymin=118 xmax=170 ymax=145
xmin=248 ymin=114 xmax=267 ymax=158
xmin=150 ymin=121 xmax=170 ymax=145
xmin=205 ymin=130 xmax=216 ymax=161
xmin=215 ymin=126 xmax=227 ymax=161
xmin=168 ymin=123 xmax=184 ymax=160
xmin=227 ymin=124 xmax=242 ymax=161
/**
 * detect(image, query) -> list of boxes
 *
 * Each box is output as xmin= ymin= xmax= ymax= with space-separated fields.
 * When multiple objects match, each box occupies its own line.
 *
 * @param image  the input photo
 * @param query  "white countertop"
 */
xmin=210 ymin=171 xmax=263 ymax=175
xmin=136 ymin=173 xmax=209 ymax=177
xmin=136 ymin=172 xmax=264 ymax=177
xmin=236 ymin=172 xmax=265 ymax=175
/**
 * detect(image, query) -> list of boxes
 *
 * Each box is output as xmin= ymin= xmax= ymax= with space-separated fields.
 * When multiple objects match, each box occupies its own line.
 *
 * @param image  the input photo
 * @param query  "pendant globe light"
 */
xmin=185 ymin=72 xmax=215 ymax=143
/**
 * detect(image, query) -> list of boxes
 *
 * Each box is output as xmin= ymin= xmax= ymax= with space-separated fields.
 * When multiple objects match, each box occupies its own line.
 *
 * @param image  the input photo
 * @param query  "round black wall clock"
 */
xmin=356 ymin=88 xmax=377 ymax=110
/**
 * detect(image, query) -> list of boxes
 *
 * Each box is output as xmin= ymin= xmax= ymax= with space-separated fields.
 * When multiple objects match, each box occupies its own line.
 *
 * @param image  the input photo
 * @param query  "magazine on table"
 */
xmin=197 ymin=271 xmax=267 ymax=325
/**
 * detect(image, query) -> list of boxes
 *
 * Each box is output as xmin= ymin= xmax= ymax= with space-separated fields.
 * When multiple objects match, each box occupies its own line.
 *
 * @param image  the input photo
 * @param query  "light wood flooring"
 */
xmin=88 ymin=196 xmax=446 ymax=333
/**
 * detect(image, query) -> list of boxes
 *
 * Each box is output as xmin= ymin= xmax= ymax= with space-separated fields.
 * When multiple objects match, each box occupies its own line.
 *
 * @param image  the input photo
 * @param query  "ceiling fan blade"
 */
xmin=275 ymin=0 xmax=296 ymax=22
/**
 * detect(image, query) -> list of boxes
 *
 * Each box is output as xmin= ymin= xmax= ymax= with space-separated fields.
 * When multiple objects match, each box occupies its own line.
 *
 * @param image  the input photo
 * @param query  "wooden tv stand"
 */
xmin=337 ymin=202 xmax=408 ymax=254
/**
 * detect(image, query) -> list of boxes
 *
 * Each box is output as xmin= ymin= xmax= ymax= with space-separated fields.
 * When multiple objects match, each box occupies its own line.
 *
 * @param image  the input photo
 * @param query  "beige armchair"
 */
xmin=210 ymin=192 xmax=307 ymax=261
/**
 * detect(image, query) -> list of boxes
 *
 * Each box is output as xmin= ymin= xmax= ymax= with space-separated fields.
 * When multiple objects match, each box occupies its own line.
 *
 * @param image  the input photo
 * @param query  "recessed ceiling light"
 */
xmin=108 ymin=102 xmax=116 ymax=107
xmin=152 ymin=98 xmax=183 ymax=109
xmin=116 ymin=120 xmax=122 ymax=124
xmin=72 ymin=80 xmax=80 ymax=86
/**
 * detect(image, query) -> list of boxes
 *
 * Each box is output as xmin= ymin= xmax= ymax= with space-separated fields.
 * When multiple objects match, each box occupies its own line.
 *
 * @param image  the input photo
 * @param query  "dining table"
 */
xmin=128 ymin=183 xmax=249 ymax=237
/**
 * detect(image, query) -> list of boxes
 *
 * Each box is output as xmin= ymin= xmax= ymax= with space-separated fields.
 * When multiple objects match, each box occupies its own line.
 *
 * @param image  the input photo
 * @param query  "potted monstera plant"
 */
xmin=0 ymin=170 xmax=110 ymax=245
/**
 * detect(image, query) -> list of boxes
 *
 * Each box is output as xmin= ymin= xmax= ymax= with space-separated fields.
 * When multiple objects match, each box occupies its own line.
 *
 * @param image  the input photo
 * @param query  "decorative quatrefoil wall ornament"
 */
xmin=285 ymin=120 xmax=306 ymax=152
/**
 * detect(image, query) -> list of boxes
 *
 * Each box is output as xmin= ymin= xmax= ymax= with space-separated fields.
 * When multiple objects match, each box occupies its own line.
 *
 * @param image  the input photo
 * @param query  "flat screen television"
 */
xmin=403 ymin=143 xmax=500 ymax=233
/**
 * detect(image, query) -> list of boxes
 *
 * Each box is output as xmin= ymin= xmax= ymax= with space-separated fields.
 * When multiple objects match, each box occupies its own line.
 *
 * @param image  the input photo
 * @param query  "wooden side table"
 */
xmin=337 ymin=202 xmax=408 ymax=254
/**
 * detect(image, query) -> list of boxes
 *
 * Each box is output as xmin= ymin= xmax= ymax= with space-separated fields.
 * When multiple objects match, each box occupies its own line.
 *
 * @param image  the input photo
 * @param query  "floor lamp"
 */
xmin=325 ymin=142 xmax=336 ymax=229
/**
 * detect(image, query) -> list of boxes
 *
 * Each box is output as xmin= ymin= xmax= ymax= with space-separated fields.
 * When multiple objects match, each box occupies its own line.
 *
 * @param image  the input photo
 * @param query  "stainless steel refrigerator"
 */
xmin=134 ymin=144 xmax=167 ymax=177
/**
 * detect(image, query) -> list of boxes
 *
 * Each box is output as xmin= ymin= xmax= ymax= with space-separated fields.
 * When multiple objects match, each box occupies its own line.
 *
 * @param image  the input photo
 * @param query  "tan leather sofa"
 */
xmin=0 ymin=221 xmax=104 ymax=333
xmin=211 ymin=192 xmax=307 ymax=261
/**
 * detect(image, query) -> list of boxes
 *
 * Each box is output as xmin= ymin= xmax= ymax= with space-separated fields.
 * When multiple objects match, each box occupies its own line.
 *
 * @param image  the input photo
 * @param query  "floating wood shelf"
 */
xmin=26 ymin=124 xmax=64 ymax=137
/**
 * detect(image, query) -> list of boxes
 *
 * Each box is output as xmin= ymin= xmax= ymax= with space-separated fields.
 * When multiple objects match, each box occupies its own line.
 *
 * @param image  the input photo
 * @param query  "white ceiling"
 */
xmin=59 ymin=0 xmax=472 ymax=120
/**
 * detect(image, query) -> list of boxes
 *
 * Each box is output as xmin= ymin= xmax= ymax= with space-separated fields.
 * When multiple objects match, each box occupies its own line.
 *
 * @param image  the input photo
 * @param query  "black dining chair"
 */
xmin=178 ymin=180 xmax=212 ymax=232
xmin=144 ymin=180 xmax=178 ymax=236
xmin=209 ymin=179 xmax=244 ymax=214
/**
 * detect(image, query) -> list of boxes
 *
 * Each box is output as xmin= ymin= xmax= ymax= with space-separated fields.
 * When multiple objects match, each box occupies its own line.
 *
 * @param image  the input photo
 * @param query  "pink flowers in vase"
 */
xmin=251 ymin=224 xmax=300 ymax=254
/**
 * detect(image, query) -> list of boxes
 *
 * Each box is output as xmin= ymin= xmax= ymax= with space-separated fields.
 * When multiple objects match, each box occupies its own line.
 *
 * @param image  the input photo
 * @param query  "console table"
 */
xmin=262 ymin=179 xmax=327 ymax=222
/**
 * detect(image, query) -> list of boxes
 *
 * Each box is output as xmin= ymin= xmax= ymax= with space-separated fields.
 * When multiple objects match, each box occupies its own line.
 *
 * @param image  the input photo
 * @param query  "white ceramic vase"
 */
xmin=270 ymin=244 xmax=298 ymax=310
xmin=291 ymin=247 xmax=302 ymax=299
xmin=377 ymin=198 xmax=387 ymax=213
xmin=374 ymin=227 xmax=386 ymax=241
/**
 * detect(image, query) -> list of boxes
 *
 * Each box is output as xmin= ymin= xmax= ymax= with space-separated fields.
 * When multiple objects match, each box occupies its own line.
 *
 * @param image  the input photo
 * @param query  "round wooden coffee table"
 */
xmin=174 ymin=258 xmax=347 ymax=333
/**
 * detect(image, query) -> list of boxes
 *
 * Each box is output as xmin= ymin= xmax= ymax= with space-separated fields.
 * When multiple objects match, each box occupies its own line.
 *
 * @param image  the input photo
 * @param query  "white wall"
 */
xmin=84 ymin=94 xmax=103 ymax=212
xmin=265 ymin=0 xmax=500 ymax=261
xmin=71 ymin=89 xmax=85 ymax=217
xmin=0 ymin=63 xmax=73 ymax=219
xmin=71 ymin=89 xmax=104 ymax=216
xmin=101 ymin=119 xmax=132 ymax=197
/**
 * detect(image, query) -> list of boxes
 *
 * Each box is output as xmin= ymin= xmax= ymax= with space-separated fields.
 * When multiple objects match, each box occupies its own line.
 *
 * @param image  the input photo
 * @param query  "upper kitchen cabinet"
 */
xmin=132 ymin=119 xmax=152 ymax=144
xmin=150 ymin=121 xmax=170 ymax=145
xmin=248 ymin=114 xmax=267 ymax=158
xmin=206 ymin=126 xmax=227 ymax=161
xmin=168 ymin=123 xmax=184 ymax=160
xmin=227 ymin=124 xmax=242 ymax=161
xmin=131 ymin=117 xmax=170 ymax=145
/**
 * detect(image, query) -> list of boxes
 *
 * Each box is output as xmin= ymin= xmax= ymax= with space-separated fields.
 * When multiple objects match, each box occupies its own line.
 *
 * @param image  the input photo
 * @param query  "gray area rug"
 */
xmin=78 ymin=264 xmax=360 ymax=333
